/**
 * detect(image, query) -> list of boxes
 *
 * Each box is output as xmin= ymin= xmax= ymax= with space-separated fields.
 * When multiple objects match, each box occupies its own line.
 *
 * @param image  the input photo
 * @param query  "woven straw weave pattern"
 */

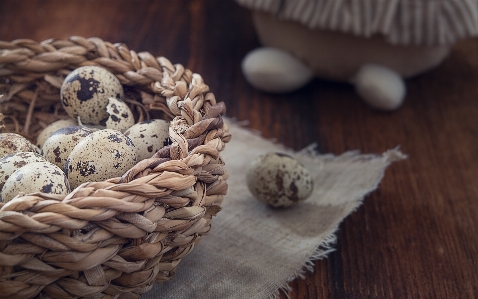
xmin=0 ymin=36 xmax=231 ymax=299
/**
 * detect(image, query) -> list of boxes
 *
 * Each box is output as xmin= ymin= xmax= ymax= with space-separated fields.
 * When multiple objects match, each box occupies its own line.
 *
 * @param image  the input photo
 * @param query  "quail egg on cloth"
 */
xmin=36 ymin=118 xmax=78 ymax=149
xmin=42 ymin=126 xmax=94 ymax=170
xmin=105 ymin=97 xmax=135 ymax=131
xmin=0 ymin=151 xmax=47 ymax=191
xmin=124 ymin=119 xmax=170 ymax=161
xmin=60 ymin=66 xmax=124 ymax=125
xmin=0 ymin=133 xmax=39 ymax=159
xmin=1 ymin=161 xmax=70 ymax=202
xmin=246 ymin=152 xmax=313 ymax=207
xmin=65 ymin=129 xmax=137 ymax=189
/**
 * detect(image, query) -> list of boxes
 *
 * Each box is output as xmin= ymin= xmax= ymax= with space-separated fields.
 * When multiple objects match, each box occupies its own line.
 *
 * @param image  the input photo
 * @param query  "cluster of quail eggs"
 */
xmin=0 ymin=66 xmax=171 ymax=202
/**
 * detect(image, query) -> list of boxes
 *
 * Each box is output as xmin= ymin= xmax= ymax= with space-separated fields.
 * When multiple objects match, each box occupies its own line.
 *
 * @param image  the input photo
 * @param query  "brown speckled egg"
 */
xmin=36 ymin=118 xmax=78 ymax=149
xmin=65 ymin=129 xmax=137 ymax=189
xmin=1 ymin=161 xmax=70 ymax=202
xmin=105 ymin=97 xmax=135 ymax=131
xmin=42 ymin=126 xmax=94 ymax=170
xmin=246 ymin=152 xmax=313 ymax=207
xmin=60 ymin=66 xmax=124 ymax=125
xmin=0 ymin=133 xmax=39 ymax=159
xmin=0 ymin=151 xmax=48 ymax=191
xmin=124 ymin=119 xmax=170 ymax=161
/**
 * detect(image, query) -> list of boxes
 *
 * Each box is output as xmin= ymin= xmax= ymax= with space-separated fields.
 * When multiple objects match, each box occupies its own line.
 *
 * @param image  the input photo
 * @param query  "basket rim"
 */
xmin=0 ymin=36 xmax=231 ymax=299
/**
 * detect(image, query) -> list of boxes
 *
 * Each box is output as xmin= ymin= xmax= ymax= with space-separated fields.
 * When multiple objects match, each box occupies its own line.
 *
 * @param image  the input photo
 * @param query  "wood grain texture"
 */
xmin=1 ymin=1 xmax=477 ymax=298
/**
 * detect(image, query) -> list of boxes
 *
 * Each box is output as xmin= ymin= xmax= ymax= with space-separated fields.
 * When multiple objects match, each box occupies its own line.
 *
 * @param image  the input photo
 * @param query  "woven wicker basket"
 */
xmin=0 ymin=36 xmax=231 ymax=299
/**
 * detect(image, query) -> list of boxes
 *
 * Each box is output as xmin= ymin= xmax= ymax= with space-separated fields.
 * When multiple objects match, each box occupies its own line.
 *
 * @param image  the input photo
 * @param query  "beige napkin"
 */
xmin=146 ymin=120 xmax=405 ymax=299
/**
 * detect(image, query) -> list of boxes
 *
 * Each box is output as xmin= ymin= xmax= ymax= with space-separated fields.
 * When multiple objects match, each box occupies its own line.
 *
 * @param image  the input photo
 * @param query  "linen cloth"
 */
xmin=146 ymin=120 xmax=405 ymax=299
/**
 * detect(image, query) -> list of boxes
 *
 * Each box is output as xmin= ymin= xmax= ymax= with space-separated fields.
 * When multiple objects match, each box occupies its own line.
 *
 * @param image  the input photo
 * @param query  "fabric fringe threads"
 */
xmin=236 ymin=0 xmax=478 ymax=45
xmin=146 ymin=121 xmax=407 ymax=299
xmin=0 ymin=36 xmax=231 ymax=299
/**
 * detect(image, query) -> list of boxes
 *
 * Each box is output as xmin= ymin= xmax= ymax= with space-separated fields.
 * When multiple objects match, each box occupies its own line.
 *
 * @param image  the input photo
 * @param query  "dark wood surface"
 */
xmin=1 ymin=1 xmax=477 ymax=298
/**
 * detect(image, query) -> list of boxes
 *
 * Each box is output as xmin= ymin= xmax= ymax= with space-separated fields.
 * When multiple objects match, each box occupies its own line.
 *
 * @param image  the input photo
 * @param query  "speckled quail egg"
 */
xmin=60 ymin=66 xmax=124 ymax=125
xmin=42 ymin=126 xmax=94 ymax=170
xmin=36 ymin=118 xmax=78 ymax=149
xmin=105 ymin=97 xmax=135 ymax=131
xmin=0 ymin=151 xmax=47 ymax=191
xmin=65 ymin=129 xmax=137 ymax=189
xmin=124 ymin=119 xmax=170 ymax=161
xmin=1 ymin=161 xmax=70 ymax=203
xmin=0 ymin=133 xmax=39 ymax=159
xmin=246 ymin=152 xmax=313 ymax=207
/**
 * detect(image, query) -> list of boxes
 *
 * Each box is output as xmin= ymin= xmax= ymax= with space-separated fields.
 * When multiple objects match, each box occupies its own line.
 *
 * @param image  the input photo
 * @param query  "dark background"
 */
xmin=1 ymin=1 xmax=477 ymax=298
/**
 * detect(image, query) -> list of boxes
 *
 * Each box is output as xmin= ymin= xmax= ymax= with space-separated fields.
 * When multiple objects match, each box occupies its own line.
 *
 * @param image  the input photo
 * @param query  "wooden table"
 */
xmin=1 ymin=1 xmax=477 ymax=298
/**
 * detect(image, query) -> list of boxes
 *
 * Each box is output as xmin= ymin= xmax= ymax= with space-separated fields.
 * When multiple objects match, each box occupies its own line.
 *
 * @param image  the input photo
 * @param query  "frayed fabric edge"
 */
xmin=226 ymin=117 xmax=407 ymax=299
xmin=225 ymin=117 xmax=408 ymax=164
xmin=266 ymin=193 xmax=375 ymax=299
xmin=266 ymin=229 xmax=339 ymax=299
